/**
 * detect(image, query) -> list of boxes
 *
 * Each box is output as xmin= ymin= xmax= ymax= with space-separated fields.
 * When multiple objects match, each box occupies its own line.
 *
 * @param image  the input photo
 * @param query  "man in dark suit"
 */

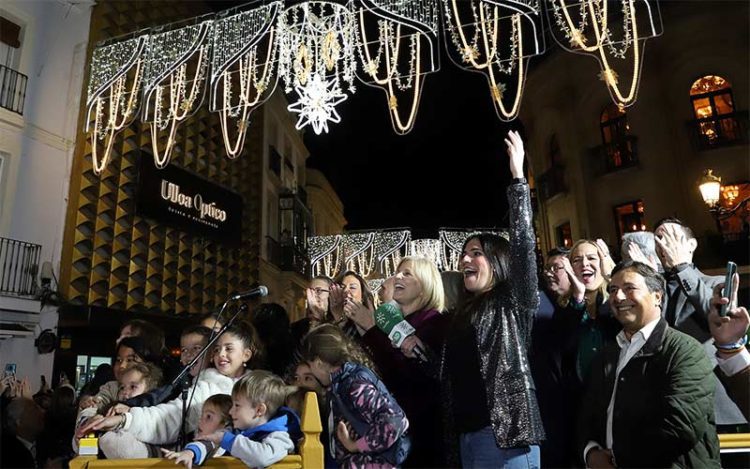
xmin=1 ymin=397 xmax=45 ymax=468
xmin=655 ymin=217 xmax=746 ymax=425
xmin=580 ymin=261 xmax=720 ymax=468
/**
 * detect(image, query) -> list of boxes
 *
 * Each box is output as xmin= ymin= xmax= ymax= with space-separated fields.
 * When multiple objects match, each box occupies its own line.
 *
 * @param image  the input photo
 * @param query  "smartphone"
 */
xmin=3 ymin=363 xmax=16 ymax=380
xmin=720 ymin=261 xmax=738 ymax=317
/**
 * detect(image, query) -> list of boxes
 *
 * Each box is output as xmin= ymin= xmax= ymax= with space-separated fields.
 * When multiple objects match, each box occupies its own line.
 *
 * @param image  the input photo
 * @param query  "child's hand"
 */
xmin=161 ymin=448 xmax=195 ymax=469
xmin=78 ymin=414 xmax=125 ymax=435
xmin=79 ymin=395 xmax=100 ymax=410
xmin=195 ymin=430 xmax=224 ymax=445
xmin=75 ymin=415 xmax=104 ymax=439
xmin=336 ymin=421 xmax=359 ymax=453
xmin=106 ymin=404 xmax=130 ymax=417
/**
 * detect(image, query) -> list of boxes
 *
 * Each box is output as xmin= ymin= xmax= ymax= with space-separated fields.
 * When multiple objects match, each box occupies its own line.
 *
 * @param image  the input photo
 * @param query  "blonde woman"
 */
xmin=346 ymin=256 xmax=448 ymax=467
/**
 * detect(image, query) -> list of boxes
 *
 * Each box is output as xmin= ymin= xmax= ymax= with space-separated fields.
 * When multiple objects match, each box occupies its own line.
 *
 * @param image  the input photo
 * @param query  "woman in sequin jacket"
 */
xmin=440 ymin=130 xmax=544 ymax=468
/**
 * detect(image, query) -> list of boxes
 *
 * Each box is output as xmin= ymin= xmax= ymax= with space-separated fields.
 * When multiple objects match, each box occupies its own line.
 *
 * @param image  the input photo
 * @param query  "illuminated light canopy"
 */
xmin=547 ymin=0 xmax=663 ymax=107
xmin=357 ymin=0 xmax=440 ymax=134
xmin=287 ymin=74 xmax=348 ymax=134
xmin=85 ymin=34 xmax=149 ymax=175
xmin=210 ymin=2 xmax=283 ymax=158
xmin=443 ymin=0 xmax=545 ymax=121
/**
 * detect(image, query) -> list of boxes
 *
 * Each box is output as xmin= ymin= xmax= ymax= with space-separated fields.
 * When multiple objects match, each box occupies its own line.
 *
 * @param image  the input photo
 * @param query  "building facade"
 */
xmin=523 ymin=1 xmax=749 ymax=269
xmin=306 ymin=167 xmax=348 ymax=237
xmin=0 ymin=0 xmax=93 ymax=391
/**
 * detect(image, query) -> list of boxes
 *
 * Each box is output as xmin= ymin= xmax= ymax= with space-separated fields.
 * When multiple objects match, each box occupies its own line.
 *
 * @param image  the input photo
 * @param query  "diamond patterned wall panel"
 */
xmin=60 ymin=0 xmax=263 ymax=317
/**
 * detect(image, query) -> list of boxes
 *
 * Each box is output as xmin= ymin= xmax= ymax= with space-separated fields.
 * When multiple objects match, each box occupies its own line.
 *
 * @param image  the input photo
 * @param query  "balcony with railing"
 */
xmin=0 ymin=64 xmax=28 ymax=115
xmin=0 ymin=237 xmax=41 ymax=298
xmin=687 ymin=111 xmax=749 ymax=151
xmin=591 ymin=136 xmax=639 ymax=176
xmin=265 ymin=235 xmax=310 ymax=276
xmin=536 ymin=165 xmax=567 ymax=201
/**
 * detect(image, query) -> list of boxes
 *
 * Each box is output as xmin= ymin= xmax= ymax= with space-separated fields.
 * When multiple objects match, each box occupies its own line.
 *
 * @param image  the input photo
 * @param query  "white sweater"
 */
xmin=122 ymin=368 xmax=238 ymax=445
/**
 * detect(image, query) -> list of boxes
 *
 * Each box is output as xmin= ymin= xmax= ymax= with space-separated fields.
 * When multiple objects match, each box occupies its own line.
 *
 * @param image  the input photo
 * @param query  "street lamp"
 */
xmin=698 ymin=169 xmax=722 ymax=208
xmin=698 ymin=169 xmax=750 ymax=238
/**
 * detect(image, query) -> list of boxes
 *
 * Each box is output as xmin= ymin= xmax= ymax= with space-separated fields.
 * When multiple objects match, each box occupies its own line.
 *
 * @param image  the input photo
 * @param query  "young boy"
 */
xmin=164 ymin=370 xmax=300 ymax=468
xmin=117 ymin=363 xmax=163 ymax=401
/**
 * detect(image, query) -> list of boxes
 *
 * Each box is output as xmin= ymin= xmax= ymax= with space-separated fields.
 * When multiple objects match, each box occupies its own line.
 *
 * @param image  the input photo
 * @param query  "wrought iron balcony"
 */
xmin=536 ymin=165 xmax=567 ymax=201
xmin=0 ymin=64 xmax=28 ymax=115
xmin=265 ymin=235 xmax=310 ymax=276
xmin=0 ymin=237 xmax=41 ymax=297
xmin=687 ymin=111 xmax=749 ymax=151
xmin=591 ymin=135 xmax=639 ymax=175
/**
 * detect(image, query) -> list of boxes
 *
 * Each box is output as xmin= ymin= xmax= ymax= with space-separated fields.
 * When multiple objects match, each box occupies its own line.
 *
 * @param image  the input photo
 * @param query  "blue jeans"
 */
xmin=459 ymin=426 xmax=540 ymax=469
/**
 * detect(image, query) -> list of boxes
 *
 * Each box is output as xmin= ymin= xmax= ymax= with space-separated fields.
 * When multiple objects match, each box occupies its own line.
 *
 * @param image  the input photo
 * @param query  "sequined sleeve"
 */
xmin=507 ymin=182 xmax=539 ymax=319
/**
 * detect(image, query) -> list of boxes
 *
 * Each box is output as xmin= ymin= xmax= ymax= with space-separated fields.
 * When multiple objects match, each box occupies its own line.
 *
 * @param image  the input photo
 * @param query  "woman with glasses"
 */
xmin=291 ymin=276 xmax=334 ymax=347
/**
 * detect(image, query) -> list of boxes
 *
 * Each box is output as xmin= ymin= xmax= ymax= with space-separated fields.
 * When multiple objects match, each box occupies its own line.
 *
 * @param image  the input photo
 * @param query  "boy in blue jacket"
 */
xmin=163 ymin=370 xmax=301 ymax=468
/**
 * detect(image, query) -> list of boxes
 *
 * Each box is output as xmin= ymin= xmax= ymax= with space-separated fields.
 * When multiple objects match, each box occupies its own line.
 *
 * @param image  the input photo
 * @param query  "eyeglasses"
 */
xmin=312 ymin=288 xmax=330 ymax=295
xmin=543 ymin=265 xmax=565 ymax=274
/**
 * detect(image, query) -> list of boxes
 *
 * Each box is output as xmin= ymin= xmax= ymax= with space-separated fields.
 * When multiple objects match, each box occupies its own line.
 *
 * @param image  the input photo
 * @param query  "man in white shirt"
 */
xmin=580 ymin=261 xmax=720 ymax=468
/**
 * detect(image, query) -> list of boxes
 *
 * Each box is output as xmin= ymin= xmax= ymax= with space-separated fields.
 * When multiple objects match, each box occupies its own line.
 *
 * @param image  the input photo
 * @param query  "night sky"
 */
xmin=303 ymin=48 xmax=518 ymax=238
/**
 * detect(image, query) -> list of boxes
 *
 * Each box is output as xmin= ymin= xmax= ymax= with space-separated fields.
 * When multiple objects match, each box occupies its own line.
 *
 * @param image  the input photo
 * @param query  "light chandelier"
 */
xmin=357 ymin=0 xmax=440 ymax=134
xmin=278 ymin=1 xmax=358 ymax=135
xmin=547 ymin=0 xmax=662 ymax=107
xmin=443 ymin=0 xmax=545 ymax=121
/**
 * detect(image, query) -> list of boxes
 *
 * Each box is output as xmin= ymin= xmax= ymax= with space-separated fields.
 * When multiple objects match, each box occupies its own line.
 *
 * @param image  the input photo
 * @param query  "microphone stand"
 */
xmin=173 ymin=300 xmax=249 ymax=450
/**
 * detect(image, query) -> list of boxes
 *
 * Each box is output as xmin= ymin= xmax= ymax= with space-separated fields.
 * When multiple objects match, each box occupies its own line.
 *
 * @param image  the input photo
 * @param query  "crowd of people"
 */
xmin=1 ymin=130 xmax=748 ymax=469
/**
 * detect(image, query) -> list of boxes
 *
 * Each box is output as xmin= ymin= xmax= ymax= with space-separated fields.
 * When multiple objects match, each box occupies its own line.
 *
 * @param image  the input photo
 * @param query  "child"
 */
xmin=300 ymin=324 xmax=410 ymax=469
xmin=79 ymin=321 xmax=261 ymax=459
xmin=109 ymin=325 xmax=214 ymax=412
xmin=161 ymin=394 xmax=233 ymax=468
xmin=73 ymin=362 xmax=162 ymax=453
xmin=164 ymin=371 xmax=300 ymax=467
xmin=116 ymin=363 xmax=163 ymax=401
xmin=78 ymin=337 xmax=161 ymax=413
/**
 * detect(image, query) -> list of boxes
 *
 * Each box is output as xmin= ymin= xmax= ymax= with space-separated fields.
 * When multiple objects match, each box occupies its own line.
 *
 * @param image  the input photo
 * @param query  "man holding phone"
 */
xmin=708 ymin=271 xmax=750 ymax=420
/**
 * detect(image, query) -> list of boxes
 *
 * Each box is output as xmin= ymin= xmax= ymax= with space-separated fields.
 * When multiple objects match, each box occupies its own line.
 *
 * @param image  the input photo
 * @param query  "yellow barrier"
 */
xmin=70 ymin=392 xmax=324 ymax=469
xmin=719 ymin=432 xmax=750 ymax=451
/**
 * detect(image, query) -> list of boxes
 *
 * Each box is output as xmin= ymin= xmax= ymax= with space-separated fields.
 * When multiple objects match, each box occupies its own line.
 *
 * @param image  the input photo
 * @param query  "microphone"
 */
xmin=373 ymin=301 xmax=428 ymax=362
xmin=229 ymin=285 xmax=269 ymax=301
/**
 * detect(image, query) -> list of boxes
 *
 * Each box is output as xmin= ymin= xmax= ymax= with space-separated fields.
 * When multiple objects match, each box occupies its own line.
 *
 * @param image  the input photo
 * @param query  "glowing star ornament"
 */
xmin=287 ymin=74 xmax=347 ymax=135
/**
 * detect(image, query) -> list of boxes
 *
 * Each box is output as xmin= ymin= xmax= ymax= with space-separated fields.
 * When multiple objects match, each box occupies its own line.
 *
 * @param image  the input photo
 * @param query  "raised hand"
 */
xmin=562 ymin=257 xmax=585 ymax=303
xmin=627 ymin=243 xmax=658 ymax=271
xmin=504 ymin=130 xmax=525 ymax=179
xmin=329 ymin=283 xmax=347 ymax=324
xmin=595 ymin=239 xmax=615 ymax=279
xmin=709 ymin=273 xmax=748 ymax=349
xmin=345 ymin=300 xmax=375 ymax=332
xmin=655 ymin=224 xmax=693 ymax=269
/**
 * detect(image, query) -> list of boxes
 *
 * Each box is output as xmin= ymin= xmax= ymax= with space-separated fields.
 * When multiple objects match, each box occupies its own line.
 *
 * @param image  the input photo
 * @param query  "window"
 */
xmin=690 ymin=75 xmax=741 ymax=148
xmin=0 ymin=151 xmax=5 ymax=217
xmin=613 ymin=200 xmax=646 ymax=241
xmin=599 ymin=104 xmax=637 ymax=172
xmin=555 ymin=222 xmax=572 ymax=249
xmin=0 ymin=16 xmax=22 ymax=69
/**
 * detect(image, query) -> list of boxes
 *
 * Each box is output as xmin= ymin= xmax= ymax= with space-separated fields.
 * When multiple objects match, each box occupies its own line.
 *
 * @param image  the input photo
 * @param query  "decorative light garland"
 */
xmin=82 ymin=0 xmax=662 ymax=174
xmin=86 ymin=34 xmax=148 ymax=174
xmin=547 ymin=0 xmax=662 ymax=107
xmin=142 ymin=19 xmax=213 ymax=168
xmin=211 ymin=2 xmax=282 ymax=158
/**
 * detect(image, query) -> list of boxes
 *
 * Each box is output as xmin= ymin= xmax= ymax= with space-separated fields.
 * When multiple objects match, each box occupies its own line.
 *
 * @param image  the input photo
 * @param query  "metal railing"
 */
xmin=591 ymin=135 xmax=639 ymax=175
xmin=687 ymin=111 xmax=749 ymax=151
xmin=536 ymin=165 xmax=567 ymax=201
xmin=0 ymin=237 xmax=41 ymax=297
xmin=0 ymin=64 xmax=28 ymax=115
xmin=265 ymin=235 xmax=310 ymax=276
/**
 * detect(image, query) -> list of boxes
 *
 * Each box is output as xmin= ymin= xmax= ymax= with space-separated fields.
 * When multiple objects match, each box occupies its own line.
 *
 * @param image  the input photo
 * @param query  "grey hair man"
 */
xmin=621 ymin=231 xmax=663 ymax=273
